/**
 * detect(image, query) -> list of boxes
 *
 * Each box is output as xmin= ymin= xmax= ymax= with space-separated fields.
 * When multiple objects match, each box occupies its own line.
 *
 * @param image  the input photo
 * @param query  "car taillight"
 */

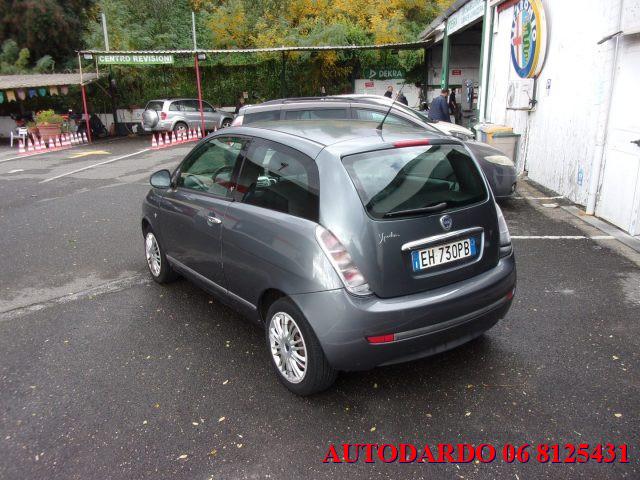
xmin=316 ymin=226 xmax=372 ymax=296
xmin=231 ymin=115 xmax=243 ymax=126
xmin=160 ymin=112 xmax=167 ymax=120
xmin=496 ymin=203 xmax=512 ymax=257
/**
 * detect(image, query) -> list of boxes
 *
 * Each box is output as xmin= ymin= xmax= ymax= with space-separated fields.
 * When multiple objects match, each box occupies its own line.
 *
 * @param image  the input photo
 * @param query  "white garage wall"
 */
xmin=486 ymin=0 xmax=621 ymax=206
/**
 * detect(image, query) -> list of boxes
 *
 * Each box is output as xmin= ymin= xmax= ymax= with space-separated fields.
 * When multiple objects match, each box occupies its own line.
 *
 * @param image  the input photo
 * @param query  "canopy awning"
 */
xmin=79 ymin=40 xmax=431 ymax=56
xmin=0 ymin=72 xmax=98 ymax=90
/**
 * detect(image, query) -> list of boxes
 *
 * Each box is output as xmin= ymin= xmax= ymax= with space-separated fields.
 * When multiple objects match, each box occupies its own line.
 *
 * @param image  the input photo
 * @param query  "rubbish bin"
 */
xmin=474 ymin=124 xmax=521 ymax=162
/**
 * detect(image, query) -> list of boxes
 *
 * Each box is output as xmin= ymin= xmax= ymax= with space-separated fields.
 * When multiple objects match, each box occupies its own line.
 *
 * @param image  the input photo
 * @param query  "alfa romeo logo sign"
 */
xmin=510 ymin=0 xmax=547 ymax=79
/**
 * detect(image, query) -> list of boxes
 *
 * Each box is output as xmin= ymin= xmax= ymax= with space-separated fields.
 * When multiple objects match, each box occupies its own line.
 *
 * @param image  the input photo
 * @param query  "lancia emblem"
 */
xmin=440 ymin=215 xmax=453 ymax=231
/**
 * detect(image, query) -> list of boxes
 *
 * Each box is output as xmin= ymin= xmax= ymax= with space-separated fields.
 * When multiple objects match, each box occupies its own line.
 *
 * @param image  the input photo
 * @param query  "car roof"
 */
xmin=226 ymin=120 xmax=449 ymax=157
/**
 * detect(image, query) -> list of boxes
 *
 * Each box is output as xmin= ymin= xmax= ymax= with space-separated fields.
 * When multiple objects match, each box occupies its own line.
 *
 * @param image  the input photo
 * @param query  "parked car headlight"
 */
xmin=316 ymin=226 xmax=372 ymax=296
xmin=485 ymin=155 xmax=514 ymax=167
xmin=451 ymin=132 xmax=473 ymax=141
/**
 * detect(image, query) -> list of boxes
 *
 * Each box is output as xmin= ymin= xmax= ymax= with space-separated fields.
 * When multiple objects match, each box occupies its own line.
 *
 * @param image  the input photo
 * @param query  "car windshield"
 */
xmin=342 ymin=144 xmax=487 ymax=219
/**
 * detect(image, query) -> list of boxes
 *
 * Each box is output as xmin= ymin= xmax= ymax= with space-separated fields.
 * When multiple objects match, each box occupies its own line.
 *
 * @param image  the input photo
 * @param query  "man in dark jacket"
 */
xmin=383 ymin=86 xmax=393 ymax=98
xmin=428 ymin=88 xmax=451 ymax=122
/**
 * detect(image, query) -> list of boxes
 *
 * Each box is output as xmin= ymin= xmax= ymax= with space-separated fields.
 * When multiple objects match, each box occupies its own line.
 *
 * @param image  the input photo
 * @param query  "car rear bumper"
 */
xmin=290 ymin=253 xmax=516 ymax=371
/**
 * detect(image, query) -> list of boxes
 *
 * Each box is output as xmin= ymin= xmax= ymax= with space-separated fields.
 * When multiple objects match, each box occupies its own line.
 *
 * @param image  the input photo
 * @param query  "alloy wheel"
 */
xmin=145 ymin=232 xmax=161 ymax=277
xmin=268 ymin=312 xmax=307 ymax=383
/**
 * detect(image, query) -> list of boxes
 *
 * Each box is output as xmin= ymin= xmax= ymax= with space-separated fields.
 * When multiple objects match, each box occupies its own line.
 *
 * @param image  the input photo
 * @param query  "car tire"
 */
xmin=265 ymin=298 xmax=337 ymax=395
xmin=143 ymin=227 xmax=177 ymax=284
xmin=173 ymin=122 xmax=188 ymax=134
xmin=221 ymin=118 xmax=232 ymax=128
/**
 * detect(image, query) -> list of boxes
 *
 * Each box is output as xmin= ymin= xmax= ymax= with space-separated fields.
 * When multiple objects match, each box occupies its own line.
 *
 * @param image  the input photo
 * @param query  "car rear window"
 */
xmin=342 ymin=144 xmax=487 ymax=219
xmin=146 ymin=101 xmax=164 ymax=111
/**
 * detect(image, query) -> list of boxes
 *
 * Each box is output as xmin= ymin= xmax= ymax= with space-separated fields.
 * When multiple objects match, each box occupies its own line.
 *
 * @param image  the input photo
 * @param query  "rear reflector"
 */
xmin=367 ymin=334 xmax=395 ymax=344
xmin=393 ymin=139 xmax=430 ymax=148
xmin=506 ymin=288 xmax=515 ymax=300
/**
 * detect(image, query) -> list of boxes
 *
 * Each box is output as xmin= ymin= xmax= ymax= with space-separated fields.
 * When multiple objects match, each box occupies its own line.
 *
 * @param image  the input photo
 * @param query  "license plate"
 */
xmin=411 ymin=237 xmax=477 ymax=272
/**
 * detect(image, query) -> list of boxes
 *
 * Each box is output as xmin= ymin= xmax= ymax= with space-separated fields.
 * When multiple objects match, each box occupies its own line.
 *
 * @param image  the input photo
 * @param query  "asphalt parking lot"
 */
xmin=0 ymin=137 xmax=639 ymax=479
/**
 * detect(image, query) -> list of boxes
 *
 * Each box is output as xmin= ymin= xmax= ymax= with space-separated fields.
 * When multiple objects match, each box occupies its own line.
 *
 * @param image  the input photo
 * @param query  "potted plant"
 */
xmin=35 ymin=110 xmax=64 ymax=140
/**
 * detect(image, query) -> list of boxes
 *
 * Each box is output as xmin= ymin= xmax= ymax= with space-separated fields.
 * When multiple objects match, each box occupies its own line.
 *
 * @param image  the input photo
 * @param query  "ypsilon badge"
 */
xmin=440 ymin=215 xmax=453 ymax=231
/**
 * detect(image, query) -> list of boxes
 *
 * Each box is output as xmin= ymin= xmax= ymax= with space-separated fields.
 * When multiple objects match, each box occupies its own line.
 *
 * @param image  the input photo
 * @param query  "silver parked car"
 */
xmin=142 ymin=120 xmax=516 ymax=395
xmin=141 ymin=98 xmax=234 ymax=134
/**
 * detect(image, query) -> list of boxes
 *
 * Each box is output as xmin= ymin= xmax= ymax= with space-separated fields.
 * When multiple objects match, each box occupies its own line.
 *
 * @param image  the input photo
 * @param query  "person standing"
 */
xmin=428 ymin=88 xmax=451 ymax=122
xmin=448 ymin=89 xmax=460 ymax=124
xmin=234 ymin=95 xmax=245 ymax=115
xmin=397 ymin=92 xmax=408 ymax=106
xmin=384 ymin=85 xmax=393 ymax=98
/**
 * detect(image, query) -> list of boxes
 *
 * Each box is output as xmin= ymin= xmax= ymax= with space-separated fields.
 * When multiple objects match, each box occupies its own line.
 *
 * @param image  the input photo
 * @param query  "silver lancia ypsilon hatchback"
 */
xmin=142 ymin=120 xmax=516 ymax=395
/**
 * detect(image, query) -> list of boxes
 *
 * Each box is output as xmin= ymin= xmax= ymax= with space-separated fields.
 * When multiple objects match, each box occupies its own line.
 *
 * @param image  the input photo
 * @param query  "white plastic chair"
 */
xmin=10 ymin=127 xmax=28 ymax=147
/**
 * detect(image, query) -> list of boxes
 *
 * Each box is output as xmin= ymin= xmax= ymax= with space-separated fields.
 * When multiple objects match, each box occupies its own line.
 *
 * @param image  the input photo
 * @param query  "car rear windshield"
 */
xmin=146 ymin=101 xmax=164 ymax=111
xmin=342 ymin=144 xmax=487 ymax=219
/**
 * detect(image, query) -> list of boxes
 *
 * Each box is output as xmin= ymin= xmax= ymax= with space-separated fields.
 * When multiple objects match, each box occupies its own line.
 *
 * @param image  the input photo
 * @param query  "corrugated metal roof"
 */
xmin=80 ymin=40 xmax=430 ymax=55
xmin=0 ymin=73 xmax=98 ymax=90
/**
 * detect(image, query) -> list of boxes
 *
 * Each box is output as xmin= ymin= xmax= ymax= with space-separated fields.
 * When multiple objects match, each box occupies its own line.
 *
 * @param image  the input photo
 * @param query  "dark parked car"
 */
xmin=233 ymin=96 xmax=518 ymax=198
xmin=142 ymin=120 xmax=516 ymax=395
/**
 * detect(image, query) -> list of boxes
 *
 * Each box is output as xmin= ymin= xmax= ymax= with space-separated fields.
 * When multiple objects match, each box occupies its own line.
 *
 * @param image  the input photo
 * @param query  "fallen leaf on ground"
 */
xmin=177 ymin=454 xmax=188 ymax=460
xmin=218 ymin=416 xmax=226 ymax=422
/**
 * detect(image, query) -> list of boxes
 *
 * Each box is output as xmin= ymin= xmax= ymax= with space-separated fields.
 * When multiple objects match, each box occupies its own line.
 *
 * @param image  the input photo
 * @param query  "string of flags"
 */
xmin=150 ymin=126 xmax=208 ymax=150
xmin=0 ymin=85 xmax=69 ymax=104
xmin=16 ymin=132 xmax=89 ymax=156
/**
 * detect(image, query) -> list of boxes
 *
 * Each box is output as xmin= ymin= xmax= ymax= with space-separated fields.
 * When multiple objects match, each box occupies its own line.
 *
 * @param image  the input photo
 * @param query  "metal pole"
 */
xmin=192 ymin=11 xmax=197 ymax=50
xmin=78 ymin=54 xmax=92 ymax=143
xmin=101 ymin=12 xmax=110 ymax=51
xmin=101 ymin=12 xmax=118 ymax=136
xmin=441 ymin=27 xmax=451 ymax=90
xmin=280 ymin=51 xmax=286 ymax=98
xmin=195 ymin=54 xmax=205 ymax=133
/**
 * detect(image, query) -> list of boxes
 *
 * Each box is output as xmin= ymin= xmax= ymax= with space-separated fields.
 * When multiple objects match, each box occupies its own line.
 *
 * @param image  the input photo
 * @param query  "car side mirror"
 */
xmin=150 ymin=169 xmax=172 ymax=189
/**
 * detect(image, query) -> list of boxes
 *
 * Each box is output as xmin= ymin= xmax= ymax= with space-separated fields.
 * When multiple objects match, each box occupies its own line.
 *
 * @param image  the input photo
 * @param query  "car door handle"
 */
xmin=206 ymin=214 xmax=222 ymax=225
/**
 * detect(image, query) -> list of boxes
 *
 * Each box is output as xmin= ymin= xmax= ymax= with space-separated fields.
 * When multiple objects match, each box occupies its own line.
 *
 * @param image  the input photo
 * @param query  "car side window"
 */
xmin=182 ymin=100 xmax=198 ymax=112
xmin=354 ymin=108 xmax=417 ymax=128
xmin=284 ymin=108 xmax=348 ymax=120
xmin=177 ymin=137 xmax=246 ymax=197
xmin=243 ymin=110 xmax=281 ymax=124
xmin=169 ymin=101 xmax=182 ymax=112
xmin=234 ymin=139 xmax=319 ymax=222
xmin=202 ymin=102 xmax=214 ymax=113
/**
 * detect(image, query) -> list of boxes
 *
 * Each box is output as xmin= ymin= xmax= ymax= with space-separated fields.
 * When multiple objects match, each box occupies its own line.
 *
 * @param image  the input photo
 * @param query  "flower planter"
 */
xmin=37 ymin=123 xmax=62 ymax=141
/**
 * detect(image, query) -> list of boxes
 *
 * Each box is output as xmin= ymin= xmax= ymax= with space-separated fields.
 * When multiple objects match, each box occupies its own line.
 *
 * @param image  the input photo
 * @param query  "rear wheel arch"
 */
xmin=258 ymin=288 xmax=287 ymax=324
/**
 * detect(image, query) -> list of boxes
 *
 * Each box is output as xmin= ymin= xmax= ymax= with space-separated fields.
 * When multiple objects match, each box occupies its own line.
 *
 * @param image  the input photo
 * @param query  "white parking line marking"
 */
xmin=40 ymin=149 xmax=150 ymax=183
xmin=511 ymin=235 xmax=615 ymax=240
xmin=513 ymin=196 xmax=565 ymax=200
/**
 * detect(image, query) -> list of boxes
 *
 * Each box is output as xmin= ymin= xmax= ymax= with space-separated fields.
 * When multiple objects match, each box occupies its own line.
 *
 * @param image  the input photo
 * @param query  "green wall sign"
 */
xmin=365 ymin=68 xmax=406 ymax=80
xmin=97 ymin=54 xmax=174 ymax=65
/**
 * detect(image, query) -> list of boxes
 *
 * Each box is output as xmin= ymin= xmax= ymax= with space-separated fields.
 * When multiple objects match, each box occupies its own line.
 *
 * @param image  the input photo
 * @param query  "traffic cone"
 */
xmin=158 ymin=134 xmax=164 ymax=147
xmin=74 ymin=133 xmax=79 ymax=144
xmin=151 ymin=134 xmax=158 ymax=149
xmin=70 ymin=133 xmax=76 ymax=145
xmin=18 ymin=139 xmax=25 ymax=153
xmin=197 ymin=126 xmax=202 ymax=138
xmin=82 ymin=132 xmax=88 ymax=144
xmin=27 ymin=139 xmax=33 ymax=152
